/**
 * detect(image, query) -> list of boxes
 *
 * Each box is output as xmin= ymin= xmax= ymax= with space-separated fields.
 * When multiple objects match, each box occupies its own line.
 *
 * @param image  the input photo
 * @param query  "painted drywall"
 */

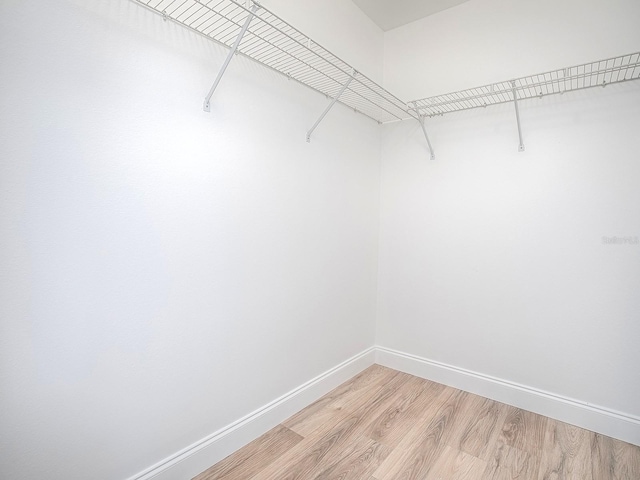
xmin=378 ymin=0 xmax=640 ymax=419
xmin=0 ymin=1 xmax=382 ymax=479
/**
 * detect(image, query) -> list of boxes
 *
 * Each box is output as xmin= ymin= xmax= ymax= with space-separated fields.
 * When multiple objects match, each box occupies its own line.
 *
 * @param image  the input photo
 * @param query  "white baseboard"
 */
xmin=126 ymin=347 xmax=376 ymax=480
xmin=375 ymin=346 xmax=640 ymax=446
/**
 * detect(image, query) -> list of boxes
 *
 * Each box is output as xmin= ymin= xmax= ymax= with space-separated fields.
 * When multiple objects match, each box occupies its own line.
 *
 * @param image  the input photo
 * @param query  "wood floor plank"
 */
xmin=423 ymin=445 xmax=487 ymax=480
xmin=537 ymin=419 xmax=593 ymax=480
xmin=482 ymin=442 xmax=538 ymax=480
xmin=339 ymin=370 xmax=415 ymax=414
xmin=481 ymin=406 xmax=548 ymax=479
xmin=447 ymin=395 xmax=510 ymax=461
xmin=284 ymin=401 xmax=346 ymax=439
xmin=306 ymin=435 xmax=391 ymax=480
xmin=250 ymin=415 xmax=364 ymax=480
xmin=372 ymin=388 xmax=470 ymax=480
xmin=283 ymin=365 xmax=396 ymax=437
xmin=363 ymin=375 xmax=446 ymax=448
xmin=591 ymin=433 xmax=640 ymax=480
xmin=321 ymin=370 xmax=420 ymax=448
xmin=251 ymin=372 xmax=411 ymax=480
xmin=500 ymin=407 xmax=548 ymax=456
xmin=193 ymin=425 xmax=303 ymax=480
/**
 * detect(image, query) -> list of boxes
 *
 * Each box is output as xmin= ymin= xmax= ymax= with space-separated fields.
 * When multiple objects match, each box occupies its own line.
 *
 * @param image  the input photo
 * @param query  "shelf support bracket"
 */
xmin=511 ymin=81 xmax=525 ymax=152
xmin=306 ymin=70 xmax=357 ymax=143
xmin=417 ymin=112 xmax=435 ymax=160
xmin=203 ymin=3 xmax=259 ymax=112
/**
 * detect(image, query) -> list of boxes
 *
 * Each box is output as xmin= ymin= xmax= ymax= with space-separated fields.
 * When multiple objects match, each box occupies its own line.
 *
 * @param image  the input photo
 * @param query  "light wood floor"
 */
xmin=194 ymin=365 xmax=640 ymax=480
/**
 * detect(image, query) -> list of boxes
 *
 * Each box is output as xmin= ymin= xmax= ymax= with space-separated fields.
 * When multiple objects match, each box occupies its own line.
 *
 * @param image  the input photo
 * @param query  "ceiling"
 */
xmin=352 ymin=0 xmax=472 ymax=31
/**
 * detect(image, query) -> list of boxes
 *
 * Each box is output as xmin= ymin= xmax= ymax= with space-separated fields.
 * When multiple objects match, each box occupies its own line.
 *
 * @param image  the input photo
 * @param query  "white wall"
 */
xmin=378 ymin=0 xmax=640 ymax=420
xmin=0 ymin=1 xmax=382 ymax=479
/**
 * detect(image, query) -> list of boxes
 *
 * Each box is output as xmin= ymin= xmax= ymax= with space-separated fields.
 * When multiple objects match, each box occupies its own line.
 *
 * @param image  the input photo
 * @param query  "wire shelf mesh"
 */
xmin=132 ymin=0 xmax=417 ymax=123
xmin=411 ymin=52 xmax=640 ymax=117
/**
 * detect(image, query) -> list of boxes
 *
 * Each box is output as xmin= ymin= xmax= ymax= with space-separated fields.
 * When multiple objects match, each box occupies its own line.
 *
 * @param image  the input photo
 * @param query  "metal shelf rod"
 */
xmin=418 ymin=115 xmax=436 ymax=160
xmin=203 ymin=3 xmax=258 ymax=112
xmin=307 ymin=70 xmax=357 ymax=142
xmin=511 ymin=81 xmax=525 ymax=152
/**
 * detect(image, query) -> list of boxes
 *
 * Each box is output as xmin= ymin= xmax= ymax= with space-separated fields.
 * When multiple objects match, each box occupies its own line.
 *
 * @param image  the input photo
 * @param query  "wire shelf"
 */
xmin=132 ymin=0 xmax=417 ymax=124
xmin=410 ymin=52 xmax=640 ymax=117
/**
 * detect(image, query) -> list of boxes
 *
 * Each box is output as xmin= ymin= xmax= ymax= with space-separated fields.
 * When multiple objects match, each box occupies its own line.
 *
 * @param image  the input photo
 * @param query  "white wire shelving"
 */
xmin=127 ymin=1 xmax=639 ymax=155
xmin=132 ymin=0 xmax=417 ymax=127
xmin=410 ymin=52 xmax=640 ymax=117
xmin=409 ymin=52 xmax=640 ymax=153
